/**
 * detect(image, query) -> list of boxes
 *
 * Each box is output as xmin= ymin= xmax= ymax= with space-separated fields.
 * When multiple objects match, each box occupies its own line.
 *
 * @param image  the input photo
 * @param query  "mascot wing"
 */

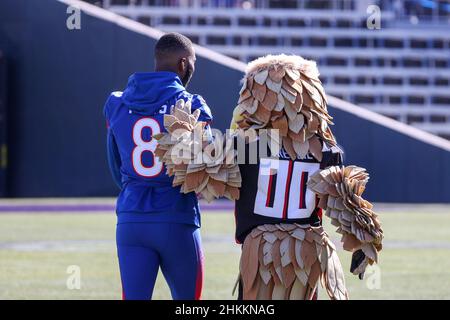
xmin=307 ymin=165 xmax=384 ymax=276
xmin=154 ymin=99 xmax=241 ymax=202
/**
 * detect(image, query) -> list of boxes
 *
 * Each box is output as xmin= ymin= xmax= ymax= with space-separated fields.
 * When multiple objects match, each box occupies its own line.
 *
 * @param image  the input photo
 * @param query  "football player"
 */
xmin=103 ymin=33 xmax=212 ymax=300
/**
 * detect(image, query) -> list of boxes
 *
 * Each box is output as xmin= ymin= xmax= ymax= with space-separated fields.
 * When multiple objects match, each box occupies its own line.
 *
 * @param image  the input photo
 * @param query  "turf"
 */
xmin=0 ymin=206 xmax=450 ymax=299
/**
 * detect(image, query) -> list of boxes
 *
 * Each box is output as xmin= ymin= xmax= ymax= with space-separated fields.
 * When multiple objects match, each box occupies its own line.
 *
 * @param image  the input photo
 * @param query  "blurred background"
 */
xmin=99 ymin=0 xmax=450 ymax=138
xmin=0 ymin=0 xmax=449 ymax=299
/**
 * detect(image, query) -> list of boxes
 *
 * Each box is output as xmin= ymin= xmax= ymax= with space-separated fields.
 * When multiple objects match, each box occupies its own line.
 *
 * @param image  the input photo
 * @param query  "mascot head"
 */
xmin=231 ymin=54 xmax=336 ymax=161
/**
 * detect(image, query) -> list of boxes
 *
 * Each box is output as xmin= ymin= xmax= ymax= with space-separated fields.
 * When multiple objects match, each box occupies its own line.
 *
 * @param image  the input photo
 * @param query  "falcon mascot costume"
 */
xmin=154 ymin=54 xmax=383 ymax=300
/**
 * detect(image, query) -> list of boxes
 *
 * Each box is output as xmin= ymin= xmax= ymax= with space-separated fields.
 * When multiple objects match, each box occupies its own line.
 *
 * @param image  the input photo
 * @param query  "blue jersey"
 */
xmin=104 ymin=71 xmax=212 ymax=227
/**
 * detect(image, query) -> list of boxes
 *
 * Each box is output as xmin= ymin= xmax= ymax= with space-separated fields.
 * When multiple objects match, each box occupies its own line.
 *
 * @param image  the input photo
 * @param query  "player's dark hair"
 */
xmin=154 ymin=33 xmax=193 ymax=60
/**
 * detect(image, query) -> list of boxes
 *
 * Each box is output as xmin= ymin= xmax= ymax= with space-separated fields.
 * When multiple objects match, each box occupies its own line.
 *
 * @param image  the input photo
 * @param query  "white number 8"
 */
xmin=132 ymin=117 xmax=163 ymax=177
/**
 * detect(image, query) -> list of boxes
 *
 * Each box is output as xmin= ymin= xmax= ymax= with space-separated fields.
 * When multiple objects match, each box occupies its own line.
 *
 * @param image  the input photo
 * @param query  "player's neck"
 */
xmin=154 ymin=65 xmax=180 ymax=77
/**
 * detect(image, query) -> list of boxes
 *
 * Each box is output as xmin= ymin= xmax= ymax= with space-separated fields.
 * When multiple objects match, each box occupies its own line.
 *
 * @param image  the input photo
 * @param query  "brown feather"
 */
xmin=253 ymin=103 xmax=271 ymax=124
xmin=308 ymin=260 xmax=322 ymax=288
xmin=256 ymin=278 xmax=274 ymax=300
xmin=288 ymin=128 xmax=306 ymax=143
xmin=206 ymin=178 xmax=226 ymax=197
xmin=184 ymin=170 xmax=206 ymax=191
xmin=251 ymin=82 xmax=267 ymax=102
xmin=247 ymin=76 xmax=254 ymax=91
xmin=154 ymin=147 xmax=167 ymax=159
xmin=269 ymin=66 xmax=285 ymax=82
xmin=307 ymin=115 xmax=320 ymax=133
xmin=272 ymin=116 xmax=288 ymax=137
xmin=325 ymin=249 xmax=348 ymax=300
xmin=281 ymin=263 xmax=296 ymax=289
xmin=289 ymin=278 xmax=307 ymax=300
xmin=292 ymin=90 xmax=303 ymax=112
xmin=281 ymin=79 xmax=298 ymax=97
xmin=241 ymin=234 xmax=263 ymax=293
xmin=244 ymin=274 xmax=261 ymax=300
xmin=308 ymin=135 xmax=323 ymax=162
xmin=261 ymin=89 xmax=278 ymax=111
xmin=282 ymin=136 xmax=297 ymax=160
xmin=272 ymin=283 xmax=286 ymax=300
xmin=301 ymin=240 xmax=317 ymax=270
xmin=225 ymin=186 xmax=240 ymax=200
xmin=342 ymin=233 xmax=362 ymax=252
xmin=238 ymin=88 xmax=252 ymax=103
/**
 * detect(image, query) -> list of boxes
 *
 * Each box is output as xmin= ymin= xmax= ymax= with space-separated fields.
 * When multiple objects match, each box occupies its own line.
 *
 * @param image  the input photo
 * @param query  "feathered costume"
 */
xmin=154 ymin=54 xmax=383 ymax=300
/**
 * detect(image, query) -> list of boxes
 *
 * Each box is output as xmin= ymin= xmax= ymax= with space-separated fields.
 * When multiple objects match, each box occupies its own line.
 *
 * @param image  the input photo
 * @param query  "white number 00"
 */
xmin=132 ymin=117 xmax=163 ymax=177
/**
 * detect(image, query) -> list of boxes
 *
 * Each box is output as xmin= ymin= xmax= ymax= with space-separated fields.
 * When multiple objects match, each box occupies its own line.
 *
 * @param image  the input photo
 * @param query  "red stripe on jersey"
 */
xmin=299 ymin=172 xmax=306 ymax=209
xmin=265 ymin=173 xmax=274 ymax=207
xmin=282 ymin=161 xmax=293 ymax=219
xmin=194 ymin=250 xmax=204 ymax=300
xmin=315 ymin=196 xmax=323 ymax=221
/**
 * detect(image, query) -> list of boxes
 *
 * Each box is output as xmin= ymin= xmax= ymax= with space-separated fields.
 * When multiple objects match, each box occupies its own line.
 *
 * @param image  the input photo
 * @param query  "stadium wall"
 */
xmin=0 ymin=0 xmax=449 ymax=202
xmin=0 ymin=50 xmax=6 ymax=197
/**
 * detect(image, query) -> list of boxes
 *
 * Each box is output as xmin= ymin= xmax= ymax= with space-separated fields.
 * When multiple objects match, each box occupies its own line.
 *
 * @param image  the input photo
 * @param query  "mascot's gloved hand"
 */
xmin=350 ymin=249 xmax=366 ymax=280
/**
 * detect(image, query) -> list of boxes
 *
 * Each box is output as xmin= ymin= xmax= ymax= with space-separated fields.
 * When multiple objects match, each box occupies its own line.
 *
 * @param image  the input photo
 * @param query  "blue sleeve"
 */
xmin=191 ymin=94 xmax=213 ymax=124
xmin=104 ymin=96 xmax=122 ymax=189
xmin=106 ymin=127 xmax=123 ymax=189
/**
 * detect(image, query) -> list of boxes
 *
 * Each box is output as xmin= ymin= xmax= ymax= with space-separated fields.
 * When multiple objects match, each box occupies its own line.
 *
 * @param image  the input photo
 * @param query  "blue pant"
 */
xmin=116 ymin=222 xmax=204 ymax=300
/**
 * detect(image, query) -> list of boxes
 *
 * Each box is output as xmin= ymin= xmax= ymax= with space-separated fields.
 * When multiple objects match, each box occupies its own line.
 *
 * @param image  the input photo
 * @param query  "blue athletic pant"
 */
xmin=116 ymin=222 xmax=204 ymax=300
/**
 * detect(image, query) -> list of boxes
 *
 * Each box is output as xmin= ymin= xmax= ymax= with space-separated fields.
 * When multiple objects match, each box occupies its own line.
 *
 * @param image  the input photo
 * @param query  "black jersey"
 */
xmin=234 ymin=137 xmax=343 ymax=244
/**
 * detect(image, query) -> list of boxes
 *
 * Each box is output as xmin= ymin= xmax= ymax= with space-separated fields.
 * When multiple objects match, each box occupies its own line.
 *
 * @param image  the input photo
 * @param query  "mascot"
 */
xmin=154 ymin=54 xmax=383 ymax=300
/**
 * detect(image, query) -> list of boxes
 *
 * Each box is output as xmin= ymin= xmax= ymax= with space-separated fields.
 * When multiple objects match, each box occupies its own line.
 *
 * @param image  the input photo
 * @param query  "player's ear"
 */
xmin=178 ymin=57 xmax=187 ymax=74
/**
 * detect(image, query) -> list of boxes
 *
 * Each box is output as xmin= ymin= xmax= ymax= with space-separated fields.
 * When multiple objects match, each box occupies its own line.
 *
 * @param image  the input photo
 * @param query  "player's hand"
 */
xmin=350 ymin=249 xmax=366 ymax=280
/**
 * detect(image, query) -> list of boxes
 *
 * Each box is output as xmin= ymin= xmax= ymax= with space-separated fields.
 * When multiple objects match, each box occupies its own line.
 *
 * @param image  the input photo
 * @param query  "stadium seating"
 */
xmin=95 ymin=0 xmax=450 ymax=139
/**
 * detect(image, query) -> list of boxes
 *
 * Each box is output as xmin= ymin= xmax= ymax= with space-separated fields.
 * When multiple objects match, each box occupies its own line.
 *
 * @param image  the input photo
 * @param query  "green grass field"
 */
xmin=0 ymin=201 xmax=450 ymax=300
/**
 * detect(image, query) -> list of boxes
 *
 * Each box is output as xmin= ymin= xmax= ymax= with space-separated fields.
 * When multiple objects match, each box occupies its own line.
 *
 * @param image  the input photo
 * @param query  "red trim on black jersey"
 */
xmin=234 ymin=206 xmax=241 ymax=244
xmin=282 ymin=161 xmax=293 ymax=219
xmin=265 ymin=172 xmax=277 ymax=208
xmin=315 ymin=195 xmax=323 ymax=221
xmin=265 ymin=173 xmax=273 ymax=207
xmin=299 ymin=171 xmax=309 ymax=209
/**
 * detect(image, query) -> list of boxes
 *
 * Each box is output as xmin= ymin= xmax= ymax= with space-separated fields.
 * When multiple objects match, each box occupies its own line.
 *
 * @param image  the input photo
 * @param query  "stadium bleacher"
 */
xmin=91 ymin=0 xmax=450 ymax=139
